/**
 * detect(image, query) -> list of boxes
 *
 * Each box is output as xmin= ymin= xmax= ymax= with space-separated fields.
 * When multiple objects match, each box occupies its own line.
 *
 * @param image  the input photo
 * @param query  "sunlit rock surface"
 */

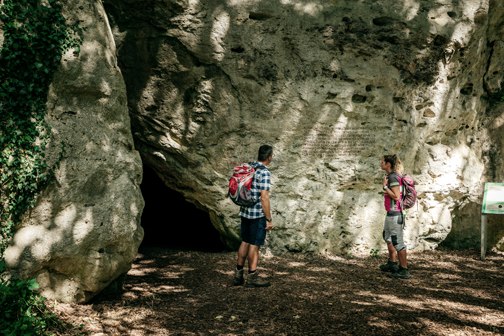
xmin=4 ymin=0 xmax=504 ymax=303
xmin=104 ymin=0 xmax=504 ymax=255
xmin=3 ymin=1 xmax=144 ymax=303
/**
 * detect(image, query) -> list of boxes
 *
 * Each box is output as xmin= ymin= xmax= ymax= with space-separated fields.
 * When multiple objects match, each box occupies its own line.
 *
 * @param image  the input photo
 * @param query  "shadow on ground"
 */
xmin=51 ymin=247 xmax=504 ymax=336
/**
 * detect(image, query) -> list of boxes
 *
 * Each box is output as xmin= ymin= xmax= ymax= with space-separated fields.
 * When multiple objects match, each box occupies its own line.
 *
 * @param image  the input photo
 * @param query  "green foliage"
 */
xmin=0 ymin=0 xmax=81 ymax=255
xmin=0 ymin=261 xmax=85 ymax=336
xmin=0 ymin=1 xmax=83 ymax=335
xmin=369 ymin=248 xmax=380 ymax=258
xmin=0 ymin=272 xmax=82 ymax=336
xmin=0 ymin=276 xmax=47 ymax=335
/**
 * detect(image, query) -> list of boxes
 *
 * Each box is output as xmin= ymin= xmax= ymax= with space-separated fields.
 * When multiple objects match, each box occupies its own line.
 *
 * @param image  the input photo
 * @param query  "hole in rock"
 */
xmin=139 ymin=165 xmax=228 ymax=252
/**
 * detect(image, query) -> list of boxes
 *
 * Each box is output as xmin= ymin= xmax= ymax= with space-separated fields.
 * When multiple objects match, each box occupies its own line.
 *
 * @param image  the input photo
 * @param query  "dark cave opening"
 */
xmin=139 ymin=165 xmax=228 ymax=252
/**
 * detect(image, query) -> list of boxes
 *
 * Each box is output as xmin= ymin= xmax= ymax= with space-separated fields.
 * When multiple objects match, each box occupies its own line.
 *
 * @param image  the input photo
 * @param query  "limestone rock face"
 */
xmin=104 ymin=0 xmax=504 ymax=255
xmin=3 ymin=1 xmax=144 ymax=303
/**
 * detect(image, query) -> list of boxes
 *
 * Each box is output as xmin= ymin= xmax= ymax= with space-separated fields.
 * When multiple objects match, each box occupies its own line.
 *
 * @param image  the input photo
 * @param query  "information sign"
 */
xmin=481 ymin=182 xmax=504 ymax=260
xmin=482 ymin=183 xmax=504 ymax=214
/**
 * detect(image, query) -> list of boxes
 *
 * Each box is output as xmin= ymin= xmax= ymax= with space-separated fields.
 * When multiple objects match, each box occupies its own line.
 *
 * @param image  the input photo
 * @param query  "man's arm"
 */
xmin=260 ymin=190 xmax=273 ymax=230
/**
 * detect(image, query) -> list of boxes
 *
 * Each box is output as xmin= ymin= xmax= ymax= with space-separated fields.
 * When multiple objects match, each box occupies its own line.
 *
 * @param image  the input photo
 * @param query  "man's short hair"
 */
xmin=258 ymin=144 xmax=273 ymax=161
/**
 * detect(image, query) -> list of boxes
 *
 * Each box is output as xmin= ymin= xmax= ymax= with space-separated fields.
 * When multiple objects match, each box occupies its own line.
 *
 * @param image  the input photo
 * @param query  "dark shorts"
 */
xmin=240 ymin=217 xmax=267 ymax=246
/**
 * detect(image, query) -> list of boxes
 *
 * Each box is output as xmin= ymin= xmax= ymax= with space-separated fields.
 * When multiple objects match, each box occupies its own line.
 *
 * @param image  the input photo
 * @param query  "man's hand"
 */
xmin=266 ymin=221 xmax=273 ymax=231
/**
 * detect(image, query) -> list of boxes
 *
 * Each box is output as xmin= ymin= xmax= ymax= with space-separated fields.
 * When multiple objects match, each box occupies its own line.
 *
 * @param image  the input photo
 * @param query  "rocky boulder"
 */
xmin=3 ymin=0 xmax=144 ymax=303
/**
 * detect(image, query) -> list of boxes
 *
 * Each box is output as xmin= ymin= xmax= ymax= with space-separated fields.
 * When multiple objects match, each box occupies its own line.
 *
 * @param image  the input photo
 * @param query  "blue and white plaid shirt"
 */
xmin=239 ymin=162 xmax=271 ymax=219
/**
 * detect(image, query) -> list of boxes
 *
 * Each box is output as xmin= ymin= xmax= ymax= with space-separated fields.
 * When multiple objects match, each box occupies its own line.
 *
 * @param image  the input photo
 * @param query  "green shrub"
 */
xmin=0 ymin=1 xmax=82 ymax=334
xmin=0 ymin=0 xmax=81 ymax=253
xmin=0 ymin=262 xmax=85 ymax=336
xmin=0 ymin=273 xmax=52 ymax=335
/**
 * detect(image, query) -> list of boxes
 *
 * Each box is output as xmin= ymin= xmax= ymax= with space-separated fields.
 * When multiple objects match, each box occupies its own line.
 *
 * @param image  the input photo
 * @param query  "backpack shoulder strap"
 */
xmin=394 ymin=172 xmax=405 ymax=211
xmin=251 ymin=161 xmax=268 ymax=171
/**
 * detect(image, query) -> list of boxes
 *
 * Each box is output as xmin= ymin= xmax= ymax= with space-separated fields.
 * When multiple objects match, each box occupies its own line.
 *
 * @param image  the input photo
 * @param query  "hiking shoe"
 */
xmin=379 ymin=260 xmax=399 ymax=273
xmin=233 ymin=268 xmax=244 ymax=286
xmin=392 ymin=266 xmax=411 ymax=279
xmin=245 ymin=271 xmax=271 ymax=288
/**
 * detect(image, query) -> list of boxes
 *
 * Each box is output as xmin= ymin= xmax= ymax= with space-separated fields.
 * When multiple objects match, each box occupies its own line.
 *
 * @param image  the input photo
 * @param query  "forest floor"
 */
xmin=49 ymin=246 xmax=504 ymax=336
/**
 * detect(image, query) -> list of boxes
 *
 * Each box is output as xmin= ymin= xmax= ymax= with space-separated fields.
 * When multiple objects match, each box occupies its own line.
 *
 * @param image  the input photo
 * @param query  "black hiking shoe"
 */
xmin=245 ymin=271 xmax=271 ymax=288
xmin=379 ymin=260 xmax=399 ymax=273
xmin=391 ymin=266 xmax=411 ymax=279
xmin=233 ymin=268 xmax=244 ymax=286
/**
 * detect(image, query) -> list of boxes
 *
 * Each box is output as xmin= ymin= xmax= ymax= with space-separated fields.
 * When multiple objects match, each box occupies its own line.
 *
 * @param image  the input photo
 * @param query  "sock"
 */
xmin=236 ymin=265 xmax=244 ymax=271
xmin=248 ymin=269 xmax=256 ymax=274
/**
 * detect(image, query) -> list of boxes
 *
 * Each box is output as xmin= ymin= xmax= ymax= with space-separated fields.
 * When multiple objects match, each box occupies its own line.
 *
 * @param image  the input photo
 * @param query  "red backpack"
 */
xmin=227 ymin=163 xmax=262 ymax=206
xmin=400 ymin=174 xmax=417 ymax=210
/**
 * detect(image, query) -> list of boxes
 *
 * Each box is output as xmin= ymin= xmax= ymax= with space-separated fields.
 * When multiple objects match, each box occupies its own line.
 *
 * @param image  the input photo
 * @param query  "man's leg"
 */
xmin=233 ymin=241 xmax=249 ymax=286
xmin=236 ymin=241 xmax=250 ymax=267
xmin=247 ymin=244 xmax=260 ymax=271
xmin=245 ymin=244 xmax=270 ymax=288
xmin=244 ymin=218 xmax=270 ymax=288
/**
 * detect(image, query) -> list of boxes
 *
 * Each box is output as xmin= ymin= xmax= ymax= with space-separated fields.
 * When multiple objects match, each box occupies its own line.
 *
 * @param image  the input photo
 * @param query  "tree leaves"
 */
xmin=0 ymin=0 xmax=82 ymax=255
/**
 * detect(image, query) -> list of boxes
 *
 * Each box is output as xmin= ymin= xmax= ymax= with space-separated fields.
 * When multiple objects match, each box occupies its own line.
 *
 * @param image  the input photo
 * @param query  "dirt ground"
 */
xmin=49 ymin=246 xmax=504 ymax=336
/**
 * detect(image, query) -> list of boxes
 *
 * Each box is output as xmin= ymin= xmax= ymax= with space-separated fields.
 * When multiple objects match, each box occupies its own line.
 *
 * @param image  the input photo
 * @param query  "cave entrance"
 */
xmin=139 ymin=165 xmax=228 ymax=252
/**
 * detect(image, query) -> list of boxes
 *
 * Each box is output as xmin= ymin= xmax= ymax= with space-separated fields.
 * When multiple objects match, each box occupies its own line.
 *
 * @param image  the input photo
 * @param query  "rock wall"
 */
xmin=3 ymin=0 xmax=144 ymax=303
xmin=104 ymin=0 xmax=504 ymax=255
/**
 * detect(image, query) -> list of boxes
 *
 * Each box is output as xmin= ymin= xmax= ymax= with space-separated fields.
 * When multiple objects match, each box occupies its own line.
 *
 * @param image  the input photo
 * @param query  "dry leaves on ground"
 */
xmin=50 ymin=247 xmax=504 ymax=336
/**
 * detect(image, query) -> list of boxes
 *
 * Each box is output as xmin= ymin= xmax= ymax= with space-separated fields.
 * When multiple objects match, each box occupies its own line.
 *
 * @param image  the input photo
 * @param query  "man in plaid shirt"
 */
xmin=233 ymin=145 xmax=273 ymax=288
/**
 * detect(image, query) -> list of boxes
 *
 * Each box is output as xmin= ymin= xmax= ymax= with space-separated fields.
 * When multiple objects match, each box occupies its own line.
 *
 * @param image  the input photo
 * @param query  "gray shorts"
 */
xmin=382 ymin=214 xmax=406 ymax=251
